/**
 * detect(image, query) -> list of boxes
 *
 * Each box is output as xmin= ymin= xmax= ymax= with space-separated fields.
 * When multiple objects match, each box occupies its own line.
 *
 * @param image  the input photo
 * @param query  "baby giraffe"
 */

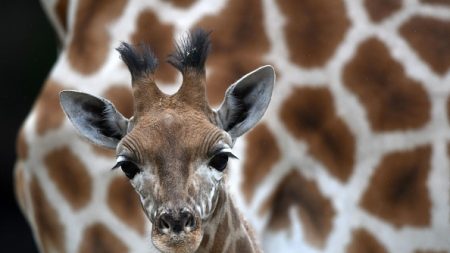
xmin=60 ymin=29 xmax=274 ymax=253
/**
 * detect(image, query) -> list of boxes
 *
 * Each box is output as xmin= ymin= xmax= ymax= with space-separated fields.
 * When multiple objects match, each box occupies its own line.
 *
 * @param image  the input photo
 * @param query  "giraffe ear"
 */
xmin=217 ymin=65 xmax=275 ymax=139
xmin=59 ymin=90 xmax=129 ymax=149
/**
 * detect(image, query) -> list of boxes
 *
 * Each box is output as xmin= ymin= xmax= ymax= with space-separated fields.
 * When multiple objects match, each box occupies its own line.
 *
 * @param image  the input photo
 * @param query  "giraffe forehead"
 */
xmin=121 ymin=110 xmax=226 ymax=163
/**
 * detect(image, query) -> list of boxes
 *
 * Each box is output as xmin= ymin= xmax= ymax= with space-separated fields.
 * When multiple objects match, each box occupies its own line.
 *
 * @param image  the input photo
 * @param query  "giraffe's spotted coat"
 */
xmin=262 ymin=170 xmax=335 ymax=249
xmin=196 ymin=0 xmax=269 ymax=105
xmin=400 ymin=16 xmax=450 ymax=75
xmin=242 ymin=123 xmax=281 ymax=202
xmin=360 ymin=146 xmax=432 ymax=228
xmin=68 ymin=0 xmax=127 ymax=74
xmin=35 ymin=80 xmax=67 ymax=136
xmin=30 ymin=176 xmax=65 ymax=253
xmin=14 ymin=163 xmax=27 ymax=212
xmin=364 ymin=0 xmax=403 ymax=23
xmin=131 ymin=11 xmax=177 ymax=84
xmin=16 ymin=127 xmax=28 ymax=160
xmin=280 ymin=87 xmax=355 ymax=182
xmin=107 ymin=176 xmax=147 ymax=235
xmin=78 ymin=223 xmax=129 ymax=253
xmin=45 ymin=147 xmax=92 ymax=210
xmin=55 ymin=0 xmax=68 ymax=32
xmin=346 ymin=228 xmax=388 ymax=253
xmin=277 ymin=0 xmax=350 ymax=68
xmin=343 ymin=38 xmax=431 ymax=132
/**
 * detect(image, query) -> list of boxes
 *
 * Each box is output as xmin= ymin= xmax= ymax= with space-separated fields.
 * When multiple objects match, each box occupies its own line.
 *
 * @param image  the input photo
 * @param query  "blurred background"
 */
xmin=1 ymin=1 xmax=55 ymax=252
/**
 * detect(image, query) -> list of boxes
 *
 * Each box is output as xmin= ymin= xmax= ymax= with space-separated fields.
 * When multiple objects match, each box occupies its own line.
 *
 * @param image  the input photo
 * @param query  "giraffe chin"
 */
xmin=151 ymin=227 xmax=203 ymax=253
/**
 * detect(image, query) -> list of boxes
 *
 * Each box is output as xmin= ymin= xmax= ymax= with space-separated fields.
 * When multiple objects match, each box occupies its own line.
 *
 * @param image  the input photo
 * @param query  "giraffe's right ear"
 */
xmin=59 ymin=90 xmax=129 ymax=149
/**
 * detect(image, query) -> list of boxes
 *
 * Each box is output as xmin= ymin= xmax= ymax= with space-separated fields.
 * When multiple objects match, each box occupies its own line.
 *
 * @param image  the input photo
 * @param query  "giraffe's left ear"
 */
xmin=60 ymin=90 xmax=129 ymax=149
xmin=217 ymin=65 xmax=275 ymax=139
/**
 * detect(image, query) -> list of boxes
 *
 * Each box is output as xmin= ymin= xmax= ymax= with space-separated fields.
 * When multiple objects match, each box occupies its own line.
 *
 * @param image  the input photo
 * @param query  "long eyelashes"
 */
xmin=113 ymin=158 xmax=141 ymax=179
xmin=208 ymin=151 xmax=237 ymax=172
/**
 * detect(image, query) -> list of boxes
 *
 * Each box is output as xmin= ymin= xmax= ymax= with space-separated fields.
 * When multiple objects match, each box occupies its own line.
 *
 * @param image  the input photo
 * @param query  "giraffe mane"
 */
xmin=167 ymin=28 xmax=211 ymax=73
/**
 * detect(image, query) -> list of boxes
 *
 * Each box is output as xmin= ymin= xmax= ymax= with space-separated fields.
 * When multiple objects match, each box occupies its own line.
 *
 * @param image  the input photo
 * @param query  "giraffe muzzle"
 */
xmin=156 ymin=208 xmax=197 ymax=235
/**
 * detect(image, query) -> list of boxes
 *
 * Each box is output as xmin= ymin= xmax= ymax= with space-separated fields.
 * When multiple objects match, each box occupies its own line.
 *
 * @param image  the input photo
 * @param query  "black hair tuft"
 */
xmin=116 ymin=42 xmax=158 ymax=80
xmin=168 ymin=28 xmax=211 ymax=73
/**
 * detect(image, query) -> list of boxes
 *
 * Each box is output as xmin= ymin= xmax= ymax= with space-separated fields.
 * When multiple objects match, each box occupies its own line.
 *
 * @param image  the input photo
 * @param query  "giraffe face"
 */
xmin=60 ymin=29 xmax=274 ymax=253
xmin=114 ymin=109 xmax=233 ymax=252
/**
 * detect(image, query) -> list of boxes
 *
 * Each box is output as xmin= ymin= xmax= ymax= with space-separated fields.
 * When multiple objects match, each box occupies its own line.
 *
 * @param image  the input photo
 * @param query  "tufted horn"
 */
xmin=168 ymin=28 xmax=211 ymax=110
xmin=117 ymin=42 xmax=164 ymax=118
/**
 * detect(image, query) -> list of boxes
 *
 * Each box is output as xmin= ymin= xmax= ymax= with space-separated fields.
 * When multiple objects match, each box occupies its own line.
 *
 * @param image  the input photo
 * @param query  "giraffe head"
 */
xmin=60 ymin=29 xmax=274 ymax=253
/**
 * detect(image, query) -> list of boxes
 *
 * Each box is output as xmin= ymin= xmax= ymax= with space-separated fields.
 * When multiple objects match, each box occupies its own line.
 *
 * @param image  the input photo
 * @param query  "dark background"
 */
xmin=1 ymin=1 xmax=56 ymax=252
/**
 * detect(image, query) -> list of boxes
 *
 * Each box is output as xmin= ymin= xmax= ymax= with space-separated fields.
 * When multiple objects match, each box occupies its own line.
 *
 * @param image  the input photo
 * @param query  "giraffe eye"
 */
xmin=209 ymin=153 xmax=229 ymax=172
xmin=119 ymin=161 xmax=141 ymax=179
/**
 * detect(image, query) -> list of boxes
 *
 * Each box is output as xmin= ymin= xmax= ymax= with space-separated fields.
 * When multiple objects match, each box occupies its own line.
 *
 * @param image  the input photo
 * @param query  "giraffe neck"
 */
xmin=197 ymin=189 xmax=259 ymax=253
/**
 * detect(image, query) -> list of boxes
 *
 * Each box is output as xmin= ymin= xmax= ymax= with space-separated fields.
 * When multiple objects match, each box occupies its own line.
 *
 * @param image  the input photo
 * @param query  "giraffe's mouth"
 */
xmin=151 ymin=225 xmax=203 ymax=253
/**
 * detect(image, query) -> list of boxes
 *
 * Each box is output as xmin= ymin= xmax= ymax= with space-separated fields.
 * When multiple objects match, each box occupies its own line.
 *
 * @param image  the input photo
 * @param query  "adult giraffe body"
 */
xmin=15 ymin=0 xmax=450 ymax=252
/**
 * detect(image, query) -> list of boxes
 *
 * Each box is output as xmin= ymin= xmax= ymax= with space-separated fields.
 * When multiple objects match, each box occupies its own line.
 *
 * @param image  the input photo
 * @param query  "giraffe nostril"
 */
xmin=157 ymin=214 xmax=171 ymax=233
xmin=183 ymin=213 xmax=196 ymax=230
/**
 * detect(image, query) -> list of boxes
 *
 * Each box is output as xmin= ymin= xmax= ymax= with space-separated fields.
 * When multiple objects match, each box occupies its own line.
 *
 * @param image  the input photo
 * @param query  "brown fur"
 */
xmin=419 ymin=0 xmax=450 ymax=6
xmin=78 ymin=223 xmax=129 ymax=253
xmin=107 ymin=176 xmax=148 ymax=235
xmin=400 ymin=16 xmax=450 ymax=75
xmin=55 ymin=0 xmax=68 ymax=31
xmin=45 ymin=147 xmax=93 ymax=210
xmin=277 ymin=0 xmax=350 ymax=67
xmin=280 ymin=87 xmax=355 ymax=182
xmin=364 ymin=0 xmax=402 ymax=23
xmin=343 ymin=38 xmax=431 ymax=131
xmin=196 ymin=0 xmax=269 ymax=105
xmin=16 ymin=127 xmax=28 ymax=160
xmin=68 ymin=0 xmax=127 ymax=74
xmin=30 ymin=176 xmax=65 ymax=253
xmin=242 ymin=123 xmax=281 ymax=202
xmin=360 ymin=145 xmax=432 ymax=227
xmin=261 ymin=170 xmax=335 ymax=249
xmin=346 ymin=228 xmax=388 ymax=253
xmin=35 ymin=80 xmax=67 ymax=136
xmin=131 ymin=11 xmax=177 ymax=83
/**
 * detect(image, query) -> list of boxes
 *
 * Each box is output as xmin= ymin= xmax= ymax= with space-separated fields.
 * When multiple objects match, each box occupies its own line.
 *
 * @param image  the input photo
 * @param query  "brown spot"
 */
xmin=16 ymin=127 xmax=28 ymax=160
xmin=196 ymin=0 xmax=270 ymax=105
xmin=78 ymin=223 xmax=128 ymax=253
xmin=364 ymin=0 xmax=402 ymax=23
xmin=343 ymin=38 xmax=430 ymax=131
xmin=45 ymin=147 xmax=92 ymax=210
xmin=14 ymin=163 xmax=27 ymax=212
xmin=55 ymin=0 xmax=68 ymax=31
xmin=400 ymin=16 xmax=450 ymax=75
xmin=210 ymin=213 xmax=230 ymax=252
xmin=262 ymin=170 xmax=335 ymax=249
xmin=68 ymin=0 xmax=127 ymax=74
xmin=360 ymin=145 xmax=432 ymax=227
xmin=103 ymin=85 xmax=134 ymax=118
xmin=420 ymin=0 xmax=450 ymax=6
xmin=242 ymin=123 xmax=281 ymax=202
xmin=277 ymin=0 xmax=350 ymax=67
xmin=346 ymin=228 xmax=388 ymax=253
xmin=30 ymin=176 xmax=65 ymax=253
xmin=235 ymin=237 xmax=253 ymax=253
xmin=280 ymin=87 xmax=355 ymax=182
xmin=35 ymin=80 xmax=66 ymax=136
xmin=131 ymin=11 xmax=176 ymax=84
xmin=165 ymin=0 xmax=197 ymax=8
xmin=107 ymin=176 xmax=147 ymax=235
